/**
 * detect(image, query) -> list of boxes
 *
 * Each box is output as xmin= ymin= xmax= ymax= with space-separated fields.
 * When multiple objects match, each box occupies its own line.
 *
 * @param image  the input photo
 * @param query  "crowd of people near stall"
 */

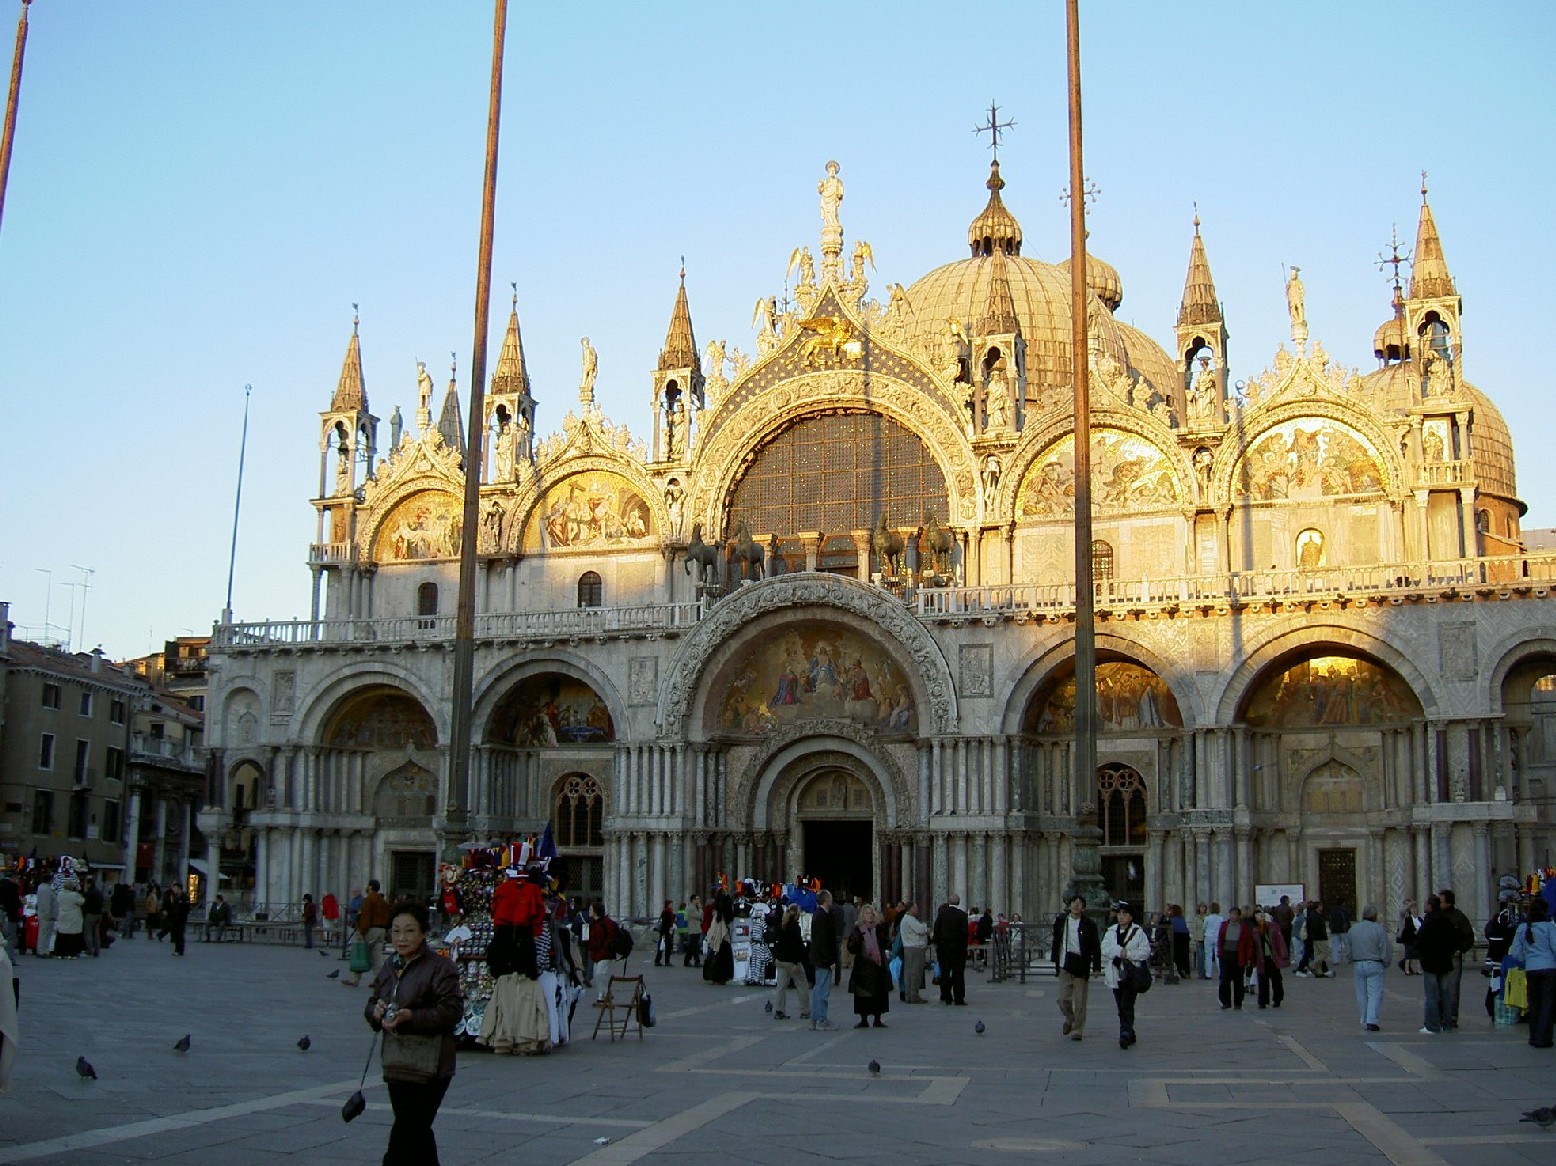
xmin=0 ymin=857 xmax=202 ymax=962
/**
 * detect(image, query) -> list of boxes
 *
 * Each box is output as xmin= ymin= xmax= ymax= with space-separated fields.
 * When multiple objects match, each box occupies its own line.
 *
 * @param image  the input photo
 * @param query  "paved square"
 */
xmin=2 ymin=939 xmax=1552 ymax=1164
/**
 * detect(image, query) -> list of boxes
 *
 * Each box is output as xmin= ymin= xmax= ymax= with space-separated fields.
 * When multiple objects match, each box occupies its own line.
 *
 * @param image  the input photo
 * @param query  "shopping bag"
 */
xmin=349 ymin=938 xmax=372 ymax=974
xmin=1504 ymin=966 xmax=1528 ymax=1010
xmin=889 ymin=955 xmax=903 ymax=989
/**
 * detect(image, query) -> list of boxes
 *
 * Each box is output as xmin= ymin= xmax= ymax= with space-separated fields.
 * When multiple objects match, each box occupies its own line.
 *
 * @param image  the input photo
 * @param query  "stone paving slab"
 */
xmin=2 ymin=938 xmax=1553 ymax=1164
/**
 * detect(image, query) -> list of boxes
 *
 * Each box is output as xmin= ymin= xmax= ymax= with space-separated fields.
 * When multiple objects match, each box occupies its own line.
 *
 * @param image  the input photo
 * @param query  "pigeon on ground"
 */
xmin=975 ymin=1020 xmax=986 ymax=1035
xmin=765 ymin=1000 xmax=773 ymax=1013
xmin=297 ymin=1035 xmax=311 ymax=1052
xmin=327 ymin=969 xmax=340 ymax=980
xmin=76 ymin=1056 xmax=97 ymax=1080
xmin=867 ymin=1059 xmax=880 ymax=1075
xmin=173 ymin=1034 xmax=191 ymax=1053
xmin=319 ymin=950 xmax=330 ymax=958
xmin=1520 ymin=1107 xmax=1555 ymax=1128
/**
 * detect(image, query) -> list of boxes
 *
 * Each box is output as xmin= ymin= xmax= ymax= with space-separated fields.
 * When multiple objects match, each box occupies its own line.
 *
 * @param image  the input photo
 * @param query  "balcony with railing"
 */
xmin=129 ymin=733 xmax=204 ymax=772
xmin=1417 ymin=459 xmax=1473 ymax=488
xmin=915 ymin=552 xmax=1556 ymax=620
xmin=308 ymin=542 xmax=358 ymax=567
xmin=212 ymin=552 xmax=1556 ymax=651
xmin=214 ymin=599 xmax=708 ymax=652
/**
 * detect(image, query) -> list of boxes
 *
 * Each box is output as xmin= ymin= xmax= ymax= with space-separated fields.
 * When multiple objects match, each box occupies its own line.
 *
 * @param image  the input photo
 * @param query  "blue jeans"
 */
xmin=1423 ymin=971 xmax=1452 ymax=1031
xmin=1353 ymin=959 xmax=1384 ymax=1025
xmin=811 ymin=966 xmax=833 ymax=1025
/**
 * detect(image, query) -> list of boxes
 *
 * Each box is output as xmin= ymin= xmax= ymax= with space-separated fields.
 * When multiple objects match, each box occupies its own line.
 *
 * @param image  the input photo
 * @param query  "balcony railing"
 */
xmin=308 ymin=542 xmax=358 ymax=567
xmin=1417 ymin=460 xmax=1472 ymax=488
xmin=130 ymin=734 xmax=203 ymax=769
xmin=916 ymin=552 xmax=1556 ymax=619
xmin=214 ymin=600 xmax=708 ymax=650
xmin=211 ymin=552 xmax=1556 ymax=650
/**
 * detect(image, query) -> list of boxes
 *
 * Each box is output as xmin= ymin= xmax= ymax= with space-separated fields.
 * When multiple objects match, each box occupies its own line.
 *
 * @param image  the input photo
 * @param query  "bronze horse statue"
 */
xmin=870 ymin=512 xmax=904 ymax=577
xmin=727 ymin=520 xmax=765 ymax=583
xmin=684 ymin=523 xmax=721 ymax=584
xmin=920 ymin=513 xmax=954 ymax=577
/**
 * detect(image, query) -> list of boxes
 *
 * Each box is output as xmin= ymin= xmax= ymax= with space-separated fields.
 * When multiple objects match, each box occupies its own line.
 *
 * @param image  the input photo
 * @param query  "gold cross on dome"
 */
xmin=973 ymin=101 xmax=1016 ymax=160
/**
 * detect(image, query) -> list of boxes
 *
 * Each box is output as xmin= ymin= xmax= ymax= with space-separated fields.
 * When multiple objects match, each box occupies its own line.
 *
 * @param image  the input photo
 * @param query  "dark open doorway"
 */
xmin=803 ymin=819 xmax=874 ymax=903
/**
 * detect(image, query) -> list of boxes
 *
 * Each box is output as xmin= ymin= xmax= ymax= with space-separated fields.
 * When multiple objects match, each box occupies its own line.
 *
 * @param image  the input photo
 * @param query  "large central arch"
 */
xmin=657 ymin=574 xmax=958 ymax=737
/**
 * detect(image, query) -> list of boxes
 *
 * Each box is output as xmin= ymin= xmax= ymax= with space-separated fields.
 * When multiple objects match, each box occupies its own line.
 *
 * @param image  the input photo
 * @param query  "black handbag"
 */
xmin=1125 ymin=959 xmax=1152 ymax=994
xmin=1063 ymin=951 xmax=1091 ymax=978
xmin=381 ymin=1031 xmax=443 ymax=1083
xmin=341 ymin=1033 xmax=377 ymax=1123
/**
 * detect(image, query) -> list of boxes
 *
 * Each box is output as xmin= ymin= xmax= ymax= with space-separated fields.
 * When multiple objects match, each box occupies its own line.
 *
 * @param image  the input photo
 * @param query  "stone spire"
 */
xmin=331 ymin=307 xmax=367 ymax=411
xmin=980 ymin=239 xmax=1020 ymax=335
xmin=438 ymin=354 xmax=464 ymax=454
xmin=658 ymin=267 xmax=700 ymax=373
xmin=490 ymin=293 xmax=533 ymax=400
xmin=968 ymin=160 xmax=1023 ymax=257
xmin=1176 ymin=215 xmax=1222 ymax=328
xmin=1408 ymin=180 xmax=1457 ymax=301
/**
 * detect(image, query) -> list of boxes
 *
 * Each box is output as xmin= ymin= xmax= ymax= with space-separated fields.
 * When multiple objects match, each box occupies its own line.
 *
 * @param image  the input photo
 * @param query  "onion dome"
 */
xmin=1373 ymin=287 xmax=1409 ymax=363
xmin=967 ymin=161 xmax=1023 ymax=257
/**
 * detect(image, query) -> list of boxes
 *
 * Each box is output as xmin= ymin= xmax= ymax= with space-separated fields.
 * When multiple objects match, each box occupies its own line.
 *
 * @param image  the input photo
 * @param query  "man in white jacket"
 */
xmin=1202 ymin=902 xmax=1224 ymax=983
xmin=897 ymin=902 xmax=931 ymax=1004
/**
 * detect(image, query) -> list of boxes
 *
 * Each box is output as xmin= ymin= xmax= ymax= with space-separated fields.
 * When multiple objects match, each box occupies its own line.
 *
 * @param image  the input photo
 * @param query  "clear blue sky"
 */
xmin=1 ymin=2 xmax=1551 ymax=658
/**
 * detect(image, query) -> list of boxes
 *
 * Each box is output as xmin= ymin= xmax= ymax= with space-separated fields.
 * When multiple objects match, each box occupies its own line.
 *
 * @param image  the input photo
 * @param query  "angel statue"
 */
xmin=788 ymin=246 xmax=816 ymax=288
xmin=705 ymin=338 xmax=728 ymax=390
xmin=848 ymin=240 xmax=874 ymax=290
xmin=729 ymin=346 xmax=750 ymax=378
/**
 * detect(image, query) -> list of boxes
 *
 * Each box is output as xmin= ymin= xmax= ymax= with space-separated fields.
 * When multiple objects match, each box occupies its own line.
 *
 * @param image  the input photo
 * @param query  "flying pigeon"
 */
xmin=975 ymin=1020 xmax=986 ymax=1035
xmin=297 ymin=1035 xmax=311 ymax=1052
xmin=327 ymin=969 xmax=341 ymax=980
xmin=76 ymin=1056 xmax=97 ymax=1080
xmin=173 ymin=1034 xmax=191 ymax=1053
xmin=765 ymin=1000 xmax=773 ymax=1013
xmin=867 ymin=1058 xmax=880 ymax=1075
xmin=1520 ymin=1107 xmax=1555 ymax=1128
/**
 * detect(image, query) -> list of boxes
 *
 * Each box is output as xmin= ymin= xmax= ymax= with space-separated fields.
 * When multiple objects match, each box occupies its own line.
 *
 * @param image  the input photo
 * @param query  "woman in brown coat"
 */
xmin=846 ymin=902 xmax=892 ymax=1028
xmin=364 ymin=902 xmax=463 ymax=1165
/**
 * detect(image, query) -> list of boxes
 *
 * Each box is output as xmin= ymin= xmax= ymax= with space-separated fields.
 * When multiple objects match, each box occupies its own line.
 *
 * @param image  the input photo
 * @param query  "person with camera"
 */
xmin=1052 ymin=895 xmax=1101 ymax=1041
xmin=1101 ymin=901 xmax=1151 ymax=1049
xmin=364 ymin=902 xmax=462 ymax=1164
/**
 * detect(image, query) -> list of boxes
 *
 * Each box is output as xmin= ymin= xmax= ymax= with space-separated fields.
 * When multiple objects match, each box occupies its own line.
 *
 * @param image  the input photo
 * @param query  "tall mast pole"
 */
xmin=0 ymin=0 xmax=32 ymax=239
xmin=1066 ymin=0 xmax=1098 ymax=840
xmin=223 ymin=384 xmax=252 ymax=624
xmin=448 ymin=0 xmax=508 ymax=835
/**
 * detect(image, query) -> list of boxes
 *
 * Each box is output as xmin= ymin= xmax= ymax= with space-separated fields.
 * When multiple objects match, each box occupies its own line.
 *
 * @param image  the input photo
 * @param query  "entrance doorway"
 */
xmin=802 ymin=820 xmax=873 ymax=903
xmin=1102 ymin=854 xmax=1145 ymax=908
xmin=390 ymin=850 xmax=436 ymax=905
xmin=1317 ymin=849 xmax=1356 ymax=917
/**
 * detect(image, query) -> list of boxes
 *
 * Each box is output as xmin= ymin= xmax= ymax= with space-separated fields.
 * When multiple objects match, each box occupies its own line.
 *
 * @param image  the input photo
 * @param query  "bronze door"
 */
xmin=1317 ymin=848 xmax=1356 ymax=916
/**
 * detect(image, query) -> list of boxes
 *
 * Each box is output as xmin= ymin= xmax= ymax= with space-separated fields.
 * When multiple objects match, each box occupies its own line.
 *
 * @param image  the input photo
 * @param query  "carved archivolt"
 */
xmin=687 ymin=367 xmax=977 ymax=535
xmin=657 ymin=574 xmax=958 ymax=736
xmin=999 ymin=409 xmax=1189 ymax=523
xmin=732 ymin=718 xmax=914 ymax=831
xmin=1220 ymin=398 xmax=1404 ymax=501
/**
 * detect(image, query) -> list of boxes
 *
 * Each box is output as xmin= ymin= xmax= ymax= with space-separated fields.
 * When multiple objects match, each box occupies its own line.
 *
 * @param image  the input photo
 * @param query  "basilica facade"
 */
xmin=202 ymin=160 xmax=1556 ymax=923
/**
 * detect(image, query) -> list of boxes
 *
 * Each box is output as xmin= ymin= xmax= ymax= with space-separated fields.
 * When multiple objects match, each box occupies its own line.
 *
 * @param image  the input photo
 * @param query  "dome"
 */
xmin=904 ymin=253 xmax=1174 ymax=398
xmin=1372 ymin=315 xmax=1409 ymax=362
xmin=1464 ymin=382 xmax=1518 ymax=502
xmin=1058 ymin=252 xmax=1123 ymax=312
xmin=1113 ymin=321 xmax=1179 ymax=402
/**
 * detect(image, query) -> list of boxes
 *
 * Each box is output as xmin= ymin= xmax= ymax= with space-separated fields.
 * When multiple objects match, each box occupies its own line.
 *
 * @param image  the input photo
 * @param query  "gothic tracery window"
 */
xmin=1097 ymin=763 xmax=1146 ymax=847
xmin=555 ymin=774 xmax=604 ymax=848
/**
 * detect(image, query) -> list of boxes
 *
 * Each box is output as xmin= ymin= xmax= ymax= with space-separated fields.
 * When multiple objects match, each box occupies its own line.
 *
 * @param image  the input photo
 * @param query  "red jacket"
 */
xmin=587 ymin=915 xmax=617 ymax=963
xmin=491 ymin=879 xmax=545 ymax=933
xmin=1215 ymin=919 xmax=1262 ymax=967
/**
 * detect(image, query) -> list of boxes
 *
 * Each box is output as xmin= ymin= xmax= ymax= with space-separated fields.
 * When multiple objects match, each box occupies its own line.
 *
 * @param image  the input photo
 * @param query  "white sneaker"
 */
xmin=1418 ymin=1026 xmax=1436 ymax=1034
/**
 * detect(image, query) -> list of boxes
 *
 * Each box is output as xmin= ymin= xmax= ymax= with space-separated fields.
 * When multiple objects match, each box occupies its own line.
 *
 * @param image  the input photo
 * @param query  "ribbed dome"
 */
xmin=1113 ymin=320 xmax=1179 ymax=402
xmin=1464 ymin=382 xmax=1517 ymax=501
xmin=1373 ymin=314 xmax=1409 ymax=362
xmin=904 ymin=253 xmax=1173 ymax=398
xmin=1058 ymin=252 xmax=1123 ymax=312
xmin=967 ymin=160 xmax=1022 ymax=257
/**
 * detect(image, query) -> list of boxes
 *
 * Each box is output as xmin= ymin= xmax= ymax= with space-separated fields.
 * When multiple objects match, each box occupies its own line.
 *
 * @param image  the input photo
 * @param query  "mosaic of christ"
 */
xmin=1027 ymin=662 xmax=1183 ymax=735
xmin=716 ymin=626 xmax=916 ymax=737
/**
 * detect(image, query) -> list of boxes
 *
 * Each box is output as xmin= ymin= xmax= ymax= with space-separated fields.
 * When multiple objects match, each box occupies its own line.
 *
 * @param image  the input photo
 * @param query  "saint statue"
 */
xmin=818 ymin=160 xmax=844 ymax=231
xmin=494 ymin=420 xmax=515 ymax=481
xmin=481 ymin=498 xmax=504 ymax=550
xmin=579 ymin=337 xmax=598 ymax=406
xmin=981 ymin=454 xmax=1002 ymax=498
xmin=1285 ymin=266 xmax=1307 ymax=332
xmin=389 ymin=404 xmax=403 ymax=450
xmin=417 ymin=360 xmax=433 ymax=416
xmin=663 ymin=479 xmax=685 ymax=538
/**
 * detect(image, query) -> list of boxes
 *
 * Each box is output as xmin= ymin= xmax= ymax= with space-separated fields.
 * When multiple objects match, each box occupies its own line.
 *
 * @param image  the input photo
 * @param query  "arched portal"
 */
xmin=795 ymin=767 xmax=876 ymax=904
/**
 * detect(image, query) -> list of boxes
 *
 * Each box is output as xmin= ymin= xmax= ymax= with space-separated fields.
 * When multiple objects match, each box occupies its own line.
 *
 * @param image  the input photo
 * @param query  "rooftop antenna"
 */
xmin=70 ymin=564 xmax=94 ymax=650
xmin=223 ymin=384 xmax=252 ymax=625
xmin=34 ymin=566 xmax=50 ymax=644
